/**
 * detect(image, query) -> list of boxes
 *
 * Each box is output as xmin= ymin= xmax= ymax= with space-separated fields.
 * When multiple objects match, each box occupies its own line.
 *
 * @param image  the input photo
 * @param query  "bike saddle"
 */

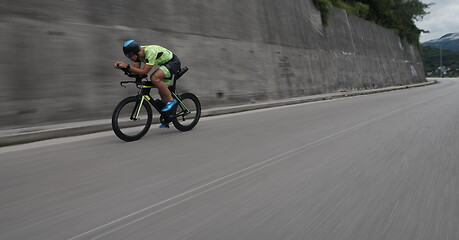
xmin=174 ymin=67 xmax=189 ymax=81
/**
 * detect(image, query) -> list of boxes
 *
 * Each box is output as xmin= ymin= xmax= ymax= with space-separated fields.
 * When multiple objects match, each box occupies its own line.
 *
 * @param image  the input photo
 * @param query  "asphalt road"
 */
xmin=1 ymin=78 xmax=458 ymax=240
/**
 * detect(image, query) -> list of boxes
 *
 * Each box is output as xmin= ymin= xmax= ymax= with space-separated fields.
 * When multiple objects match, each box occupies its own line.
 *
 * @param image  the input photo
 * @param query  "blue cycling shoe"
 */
xmin=159 ymin=124 xmax=169 ymax=128
xmin=161 ymin=99 xmax=177 ymax=112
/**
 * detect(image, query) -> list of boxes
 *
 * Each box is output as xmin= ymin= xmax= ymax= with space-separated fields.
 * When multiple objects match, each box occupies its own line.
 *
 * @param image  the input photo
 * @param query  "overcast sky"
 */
xmin=416 ymin=0 xmax=459 ymax=42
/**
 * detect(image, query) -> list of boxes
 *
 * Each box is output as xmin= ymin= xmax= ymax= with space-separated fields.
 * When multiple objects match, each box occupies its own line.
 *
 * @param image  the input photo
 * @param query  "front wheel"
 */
xmin=112 ymin=96 xmax=153 ymax=141
xmin=171 ymin=93 xmax=201 ymax=131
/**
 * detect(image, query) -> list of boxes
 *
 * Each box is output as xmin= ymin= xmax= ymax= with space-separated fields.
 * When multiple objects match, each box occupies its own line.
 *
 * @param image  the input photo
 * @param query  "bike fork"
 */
xmin=131 ymin=95 xmax=148 ymax=120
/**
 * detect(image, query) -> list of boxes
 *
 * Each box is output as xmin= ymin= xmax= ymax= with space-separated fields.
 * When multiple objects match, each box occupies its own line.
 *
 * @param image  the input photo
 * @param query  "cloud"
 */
xmin=417 ymin=0 xmax=459 ymax=42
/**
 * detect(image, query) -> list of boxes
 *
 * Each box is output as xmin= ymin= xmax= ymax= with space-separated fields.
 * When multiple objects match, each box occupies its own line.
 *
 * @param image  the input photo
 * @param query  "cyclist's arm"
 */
xmin=114 ymin=61 xmax=153 ymax=75
xmin=133 ymin=62 xmax=141 ymax=69
xmin=129 ymin=64 xmax=153 ymax=75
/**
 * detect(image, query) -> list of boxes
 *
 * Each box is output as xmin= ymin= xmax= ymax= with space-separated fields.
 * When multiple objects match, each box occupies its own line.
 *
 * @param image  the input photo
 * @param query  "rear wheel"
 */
xmin=171 ymin=93 xmax=201 ymax=131
xmin=112 ymin=96 xmax=153 ymax=141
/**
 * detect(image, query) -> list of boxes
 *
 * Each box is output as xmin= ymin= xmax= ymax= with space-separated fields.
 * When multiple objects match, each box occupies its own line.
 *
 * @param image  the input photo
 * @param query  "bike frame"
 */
xmin=130 ymin=85 xmax=191 ymax=121
xmin=120 ymin=67 xmax=191 ymax=122
xmin=113 ymin=66 xmax=199 ymax=141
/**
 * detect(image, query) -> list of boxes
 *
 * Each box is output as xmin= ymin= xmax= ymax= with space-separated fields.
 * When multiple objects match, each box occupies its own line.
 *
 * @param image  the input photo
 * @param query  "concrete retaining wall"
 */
xmin=0 ymin=0 xmax=425 ymax=129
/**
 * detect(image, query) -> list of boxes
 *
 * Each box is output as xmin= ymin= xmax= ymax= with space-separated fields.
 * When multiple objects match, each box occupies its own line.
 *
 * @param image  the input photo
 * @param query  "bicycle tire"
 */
xmin=112 ymin=96 xmax=153 ymax=141
xmin=171 ymin=93 xmax=201 ymax=131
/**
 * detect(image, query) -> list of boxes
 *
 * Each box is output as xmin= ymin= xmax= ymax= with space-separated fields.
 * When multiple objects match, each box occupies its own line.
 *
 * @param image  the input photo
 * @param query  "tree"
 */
xmin=362 ymin=0 xmax=431 ymax=43
xmin=313 ymin=0 xmax=432 ymax=44
xmin=421 ymin=46 xmax=459 ymax=77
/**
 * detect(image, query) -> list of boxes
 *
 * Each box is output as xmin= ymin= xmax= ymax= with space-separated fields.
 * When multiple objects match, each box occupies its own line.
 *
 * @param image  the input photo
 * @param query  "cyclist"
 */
xmin=114 ymin=40 xmax=181 ymax=116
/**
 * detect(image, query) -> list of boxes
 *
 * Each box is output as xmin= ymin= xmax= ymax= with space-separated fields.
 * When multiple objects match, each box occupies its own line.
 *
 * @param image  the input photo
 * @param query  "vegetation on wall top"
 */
xmin=312 ymin=0 xmax=431 ymax=45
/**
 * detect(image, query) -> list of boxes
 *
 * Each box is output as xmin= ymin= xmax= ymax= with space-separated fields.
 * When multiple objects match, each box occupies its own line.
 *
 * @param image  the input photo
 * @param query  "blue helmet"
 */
xmin=123 ymin=40 xmax=141 ymax=57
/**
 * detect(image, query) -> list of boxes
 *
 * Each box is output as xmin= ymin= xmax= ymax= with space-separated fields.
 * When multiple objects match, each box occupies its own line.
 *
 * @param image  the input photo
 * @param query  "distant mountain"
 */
xmin=422 ymin=33 xmax=459 ymax=52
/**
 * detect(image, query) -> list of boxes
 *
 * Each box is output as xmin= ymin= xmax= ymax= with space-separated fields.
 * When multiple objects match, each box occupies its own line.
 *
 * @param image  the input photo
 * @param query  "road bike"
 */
xmin=112 ymin=67 xmax=201 ymax=141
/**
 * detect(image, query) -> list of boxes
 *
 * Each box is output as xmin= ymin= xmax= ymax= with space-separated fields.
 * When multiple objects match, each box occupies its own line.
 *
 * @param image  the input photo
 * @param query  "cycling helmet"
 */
xmin=123 ymin=40 xmax=141 ymax=57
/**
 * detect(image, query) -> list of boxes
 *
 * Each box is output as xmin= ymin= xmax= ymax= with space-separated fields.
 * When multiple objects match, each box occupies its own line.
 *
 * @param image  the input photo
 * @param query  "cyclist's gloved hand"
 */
xmin=114 ymin=62 xmax=129 ymax=69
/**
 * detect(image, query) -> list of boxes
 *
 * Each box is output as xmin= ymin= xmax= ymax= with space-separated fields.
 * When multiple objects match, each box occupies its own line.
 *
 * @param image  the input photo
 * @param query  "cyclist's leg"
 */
xmin=150 ymin=54 xmax=181 ymax=102
xmin=161 ymin=55 xmax=181 ymax=110
xmin=151 ymin=67 xmax=178 ymax=113
xmin=150 ymin=68 xmax=173 ymax=103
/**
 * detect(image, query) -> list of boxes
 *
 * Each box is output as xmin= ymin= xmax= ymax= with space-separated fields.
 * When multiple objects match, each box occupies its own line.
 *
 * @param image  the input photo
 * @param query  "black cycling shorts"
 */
xmin=161 ymin=54 xmax=181 ymax=79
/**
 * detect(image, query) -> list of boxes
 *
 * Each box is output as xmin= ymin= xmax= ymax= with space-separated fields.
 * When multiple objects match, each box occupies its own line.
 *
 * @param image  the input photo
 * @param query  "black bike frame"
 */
xmin=130 ymin=86 xmax=190 ymax=121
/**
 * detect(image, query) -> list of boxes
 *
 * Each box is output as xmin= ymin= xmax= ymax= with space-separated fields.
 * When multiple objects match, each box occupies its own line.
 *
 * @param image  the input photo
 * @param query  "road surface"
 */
xmin=1 ymin=78 xmax=458 ymax=240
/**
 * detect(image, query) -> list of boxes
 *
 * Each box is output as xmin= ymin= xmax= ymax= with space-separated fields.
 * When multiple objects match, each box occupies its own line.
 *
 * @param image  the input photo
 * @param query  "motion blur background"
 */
xmin=0 ymin=0 xmax=425 ymax=129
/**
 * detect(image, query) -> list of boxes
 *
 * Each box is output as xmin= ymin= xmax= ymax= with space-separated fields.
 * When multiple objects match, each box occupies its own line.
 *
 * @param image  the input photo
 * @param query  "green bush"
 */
xmin=312 ymin=0 xmax=332 ymax=27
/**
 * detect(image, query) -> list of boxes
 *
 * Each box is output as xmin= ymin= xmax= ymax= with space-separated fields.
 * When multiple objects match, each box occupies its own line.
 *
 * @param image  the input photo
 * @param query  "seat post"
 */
xmin=168 ymin=67 xmax=187 ymax=93
xmin=168 ymin=74 xmax=177 ymax=93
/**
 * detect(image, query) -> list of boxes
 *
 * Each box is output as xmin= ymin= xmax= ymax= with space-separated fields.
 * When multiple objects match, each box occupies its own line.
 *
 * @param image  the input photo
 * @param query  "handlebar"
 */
xmin=119 ymin=80 xmax=152 ymax=87
xmin=119 ymin=67 xmax=148 ymax=80
xmin=117 ymin=67 xmax=148 ymax=87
